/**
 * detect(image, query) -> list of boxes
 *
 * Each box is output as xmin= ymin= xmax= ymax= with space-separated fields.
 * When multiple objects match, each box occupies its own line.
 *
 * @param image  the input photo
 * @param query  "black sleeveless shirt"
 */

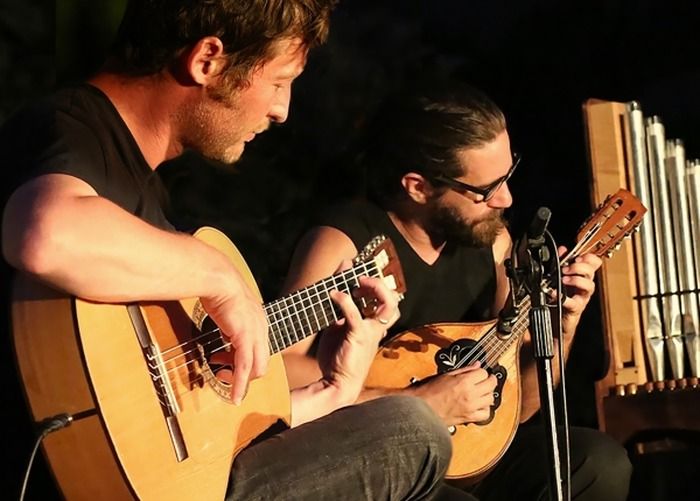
xmin=318 ymin=199 xmax=497 ymax=338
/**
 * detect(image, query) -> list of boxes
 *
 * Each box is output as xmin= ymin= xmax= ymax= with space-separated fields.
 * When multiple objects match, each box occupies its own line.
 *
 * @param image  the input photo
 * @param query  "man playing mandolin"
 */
xmin=0 ymin=1 xmax=456 ymax=499
xmin=281 ymin=81 xmax=633 ymax=500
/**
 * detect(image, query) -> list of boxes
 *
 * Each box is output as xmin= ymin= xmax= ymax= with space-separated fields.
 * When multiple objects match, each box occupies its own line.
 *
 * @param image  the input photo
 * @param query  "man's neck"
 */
xmin=88 ymin=71 xmax=185 ymax=170
xmin=387 ymin=209 xmax=446 ymax=265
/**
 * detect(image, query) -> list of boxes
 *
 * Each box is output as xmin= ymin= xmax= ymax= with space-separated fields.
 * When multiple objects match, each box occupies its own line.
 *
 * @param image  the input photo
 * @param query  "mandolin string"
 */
xmin=460 ymin=232 xmax=597 ymax=371
xmin=456 ymin=225 xmax=610 ymax=373
xmin=449 ymin=239 xmax=589 ymax=372
xmin=164 ymin=253 xmax=556 ymax=384
xmin=446 ymin=295 xmax=531 ymax=372
xmin=166 ymin=211 xmax=615 ymax=399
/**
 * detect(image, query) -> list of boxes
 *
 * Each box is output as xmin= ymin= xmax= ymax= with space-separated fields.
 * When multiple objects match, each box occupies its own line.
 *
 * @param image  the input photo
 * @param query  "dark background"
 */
xmin=2 ymin=0 xmax=699 ymax=499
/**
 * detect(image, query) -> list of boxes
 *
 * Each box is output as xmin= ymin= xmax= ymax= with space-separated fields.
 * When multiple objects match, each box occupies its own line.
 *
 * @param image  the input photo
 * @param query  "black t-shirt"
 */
xmin=0 ymin=83 xmax=172 ymax=228
xmin=318 ymin=199 xmax=497 ymax=338
xmin=0 ymin=83 xmax=172 ymax=498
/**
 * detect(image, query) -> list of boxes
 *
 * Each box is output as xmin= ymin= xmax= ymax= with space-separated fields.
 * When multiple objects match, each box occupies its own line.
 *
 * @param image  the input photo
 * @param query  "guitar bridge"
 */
xmin=128 ymin=304 xmax=189 ymax=462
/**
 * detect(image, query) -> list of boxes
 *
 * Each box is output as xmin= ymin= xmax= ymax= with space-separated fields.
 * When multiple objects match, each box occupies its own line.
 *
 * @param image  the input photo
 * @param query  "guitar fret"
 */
xmin=291 ymin=289 xmax=313 ymax=343
xmin=282 ymin=296 xmax=298 ymax=347
xmin=266 ymin=301 xmax=289 ymax=351
xmin=322 ymin=278 xmax=339 ymax=323
xmin=315 ymin=282 xmax=330 ymax=327
xmin=303 ymin=285 xmax=322 ymax=332
xmin=262 ymin=255 xmax=385 ymax=353
xmin=265 ymin=301 xmax=283 ymax=353
xmin=281 ymin=296 xmax=295 ymax=346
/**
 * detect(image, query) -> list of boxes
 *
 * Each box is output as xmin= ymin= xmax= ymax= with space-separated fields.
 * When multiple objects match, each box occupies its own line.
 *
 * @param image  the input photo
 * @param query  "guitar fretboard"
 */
xmin=264 ymin=261 xmax=381 ymax=353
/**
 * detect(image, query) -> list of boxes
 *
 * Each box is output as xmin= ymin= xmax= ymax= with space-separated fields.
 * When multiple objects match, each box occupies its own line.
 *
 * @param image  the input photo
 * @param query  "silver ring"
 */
xmin=376 ymin=317 xmax=390 ymax=325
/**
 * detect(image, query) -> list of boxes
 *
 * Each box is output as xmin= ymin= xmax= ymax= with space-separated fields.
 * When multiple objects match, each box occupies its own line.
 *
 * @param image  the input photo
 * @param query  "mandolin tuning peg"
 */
xmin=605 ymin=250 xmax=614 ymax=258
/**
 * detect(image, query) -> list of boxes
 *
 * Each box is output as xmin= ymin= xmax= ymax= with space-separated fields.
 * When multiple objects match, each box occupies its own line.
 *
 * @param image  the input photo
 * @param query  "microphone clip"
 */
xmin=510 ymin=207 xmax=556 ymax=306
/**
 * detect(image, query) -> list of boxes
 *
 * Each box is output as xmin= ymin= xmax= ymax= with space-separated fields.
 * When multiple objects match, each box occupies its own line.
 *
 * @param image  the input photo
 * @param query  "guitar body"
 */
xmin=12 ymin=227 xmax=290 ymax=500
xmin=365 ymin=322 xmax=522 ymax=481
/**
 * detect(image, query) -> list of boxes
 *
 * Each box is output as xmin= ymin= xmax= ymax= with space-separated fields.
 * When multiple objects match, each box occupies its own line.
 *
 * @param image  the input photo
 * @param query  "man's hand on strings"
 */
xmin=203 ymin=269 xmax=270 ymax=405
xmin=316 ymin=272 xmax=400 ymax=402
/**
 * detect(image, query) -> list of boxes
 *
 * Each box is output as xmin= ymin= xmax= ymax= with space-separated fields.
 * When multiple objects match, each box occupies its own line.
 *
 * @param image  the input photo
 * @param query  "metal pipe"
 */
xmin=646 ymin=117 xmax=684 ymax=379
xmin=627 ymin=102 xmax=664 ymax=380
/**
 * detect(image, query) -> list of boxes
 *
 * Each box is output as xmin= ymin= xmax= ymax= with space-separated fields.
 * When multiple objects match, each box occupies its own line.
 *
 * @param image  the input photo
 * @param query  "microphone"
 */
xmin=514 ymin=207 xmax=551 ymax=269
xmin=501 ymin=207 xmax=553 ymax=331
xmin=527 ymin=207 xmax=551 ymax=245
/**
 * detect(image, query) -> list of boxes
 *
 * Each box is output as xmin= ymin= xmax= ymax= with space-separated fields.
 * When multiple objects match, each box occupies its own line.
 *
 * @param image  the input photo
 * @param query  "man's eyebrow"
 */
xmin=278 ymin=66 xmax=305 ymax=80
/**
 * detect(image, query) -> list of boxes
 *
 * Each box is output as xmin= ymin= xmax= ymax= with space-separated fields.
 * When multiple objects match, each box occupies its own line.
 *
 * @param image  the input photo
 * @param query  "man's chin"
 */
xmin=202 ymin=143 xmax=245 ymax=167
xmin=472 ymin=217 xmax=506 ymax=246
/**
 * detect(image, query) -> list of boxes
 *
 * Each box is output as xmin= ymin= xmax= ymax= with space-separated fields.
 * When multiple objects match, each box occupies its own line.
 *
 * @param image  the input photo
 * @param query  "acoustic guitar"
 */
xmin=365 ymin=188 xmax=646 ymax=480
xmin=12 ymin=228 xmax=405 ymax=500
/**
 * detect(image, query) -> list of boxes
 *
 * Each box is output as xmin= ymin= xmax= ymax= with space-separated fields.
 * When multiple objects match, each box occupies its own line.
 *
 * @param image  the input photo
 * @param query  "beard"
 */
xmin=176 ymin=84 xmax=249 ymax=165
xmin=427 ymin=202 xmax=507 ymax=247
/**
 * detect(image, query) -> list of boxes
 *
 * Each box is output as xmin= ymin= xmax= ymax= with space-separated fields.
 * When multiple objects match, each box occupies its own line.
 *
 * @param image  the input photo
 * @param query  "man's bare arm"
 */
xmin=3 ymin=173 xmax=269 ymax=404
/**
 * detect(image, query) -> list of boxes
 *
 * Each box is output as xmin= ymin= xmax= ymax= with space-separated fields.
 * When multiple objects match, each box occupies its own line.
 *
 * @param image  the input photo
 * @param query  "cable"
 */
xmin=546 ymin=230 xmax=572 ymax=501
xmin=19 ymin=414 xmax=73 ymax=501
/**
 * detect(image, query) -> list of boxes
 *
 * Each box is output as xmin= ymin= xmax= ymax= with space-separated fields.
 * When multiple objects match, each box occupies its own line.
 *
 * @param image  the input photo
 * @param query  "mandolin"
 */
xmin=365 ymin=188 xmax=646 ymax=480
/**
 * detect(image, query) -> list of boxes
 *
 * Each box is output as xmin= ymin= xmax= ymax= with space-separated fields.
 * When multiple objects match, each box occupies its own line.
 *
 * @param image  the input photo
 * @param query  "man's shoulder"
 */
xmin=322 ymin=197 xmax=384 ymax=221
xmin=1 ymin=84 xmax=111 ymax=141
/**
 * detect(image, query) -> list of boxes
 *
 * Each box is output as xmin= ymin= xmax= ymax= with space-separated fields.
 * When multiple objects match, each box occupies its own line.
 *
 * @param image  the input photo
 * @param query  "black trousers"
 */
xmin=228 ymin=396 xmax=453 ymax=500
xmin=439 ymin=425 xmax=632 ymax=501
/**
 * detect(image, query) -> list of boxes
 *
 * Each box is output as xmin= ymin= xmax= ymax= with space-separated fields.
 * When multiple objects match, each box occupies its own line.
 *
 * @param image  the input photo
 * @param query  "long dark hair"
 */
xmin=363 ymin=81 xmax=506 ymax=207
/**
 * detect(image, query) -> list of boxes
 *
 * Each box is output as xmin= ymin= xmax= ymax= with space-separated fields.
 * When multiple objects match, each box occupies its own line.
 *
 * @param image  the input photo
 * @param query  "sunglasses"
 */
xmin=431 ymin=153 xmax=521 ymax=203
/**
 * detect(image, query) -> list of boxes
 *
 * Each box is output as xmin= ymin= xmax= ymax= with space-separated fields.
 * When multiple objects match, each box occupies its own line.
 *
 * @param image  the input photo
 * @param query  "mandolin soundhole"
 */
xmin=434 ymin=338 xmax=507 ymax=426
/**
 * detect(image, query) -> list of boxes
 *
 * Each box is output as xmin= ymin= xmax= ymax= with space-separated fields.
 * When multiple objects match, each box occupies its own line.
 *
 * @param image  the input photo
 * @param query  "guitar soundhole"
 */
xmin=434 ymin=339 xmax=507 ymax=426
xmin=198 ymin=316 xmax=233 ymax=400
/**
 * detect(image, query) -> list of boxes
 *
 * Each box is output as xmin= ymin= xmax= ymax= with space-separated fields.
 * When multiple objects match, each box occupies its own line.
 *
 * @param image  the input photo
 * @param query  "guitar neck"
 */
xmin=264 ymin=261 xmax=380 ymax=353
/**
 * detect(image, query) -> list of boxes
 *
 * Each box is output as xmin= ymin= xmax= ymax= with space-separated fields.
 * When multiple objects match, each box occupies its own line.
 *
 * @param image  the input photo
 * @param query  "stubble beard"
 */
xmin=427 ymin=202 xmax=507 ymax=248
xmin=178 ymin=84 xmax=247 ymax=165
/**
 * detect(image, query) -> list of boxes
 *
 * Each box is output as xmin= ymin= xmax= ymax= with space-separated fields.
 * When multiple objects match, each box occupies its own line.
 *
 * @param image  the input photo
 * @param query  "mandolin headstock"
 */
xmin=561 ymin=189 xmax=647 ymax=266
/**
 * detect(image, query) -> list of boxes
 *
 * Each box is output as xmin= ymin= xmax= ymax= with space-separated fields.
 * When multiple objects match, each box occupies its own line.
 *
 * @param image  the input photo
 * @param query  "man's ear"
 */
xmin=185 ymin=37 xmax=226 ymax=86
xmin=401 ymin=172 xmax=433 ymax=204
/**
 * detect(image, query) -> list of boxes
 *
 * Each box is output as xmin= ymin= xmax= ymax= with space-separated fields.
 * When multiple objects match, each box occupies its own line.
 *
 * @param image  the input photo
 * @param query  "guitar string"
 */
xmin=154 ymin=262 xmax=379 ymax=361
xmin=141 ymin=297 xmax=346 ymax=410
xmin=156 ymin=282 xmax=367 ymax=378
xmin=151 ymin=265 xmax=383 ymax=383
xmin=264 ymin=261 xmax=380 ymax=349
xmin=158 ymin=225 xmax=589 ymax=371
xmin=152 ymin=298 xmax=526 ymax=408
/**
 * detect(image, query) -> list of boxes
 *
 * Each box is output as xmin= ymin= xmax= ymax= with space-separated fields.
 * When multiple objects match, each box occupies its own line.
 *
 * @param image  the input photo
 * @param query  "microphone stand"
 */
xmin=507 ymin=207 xmax=564 ymax=501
